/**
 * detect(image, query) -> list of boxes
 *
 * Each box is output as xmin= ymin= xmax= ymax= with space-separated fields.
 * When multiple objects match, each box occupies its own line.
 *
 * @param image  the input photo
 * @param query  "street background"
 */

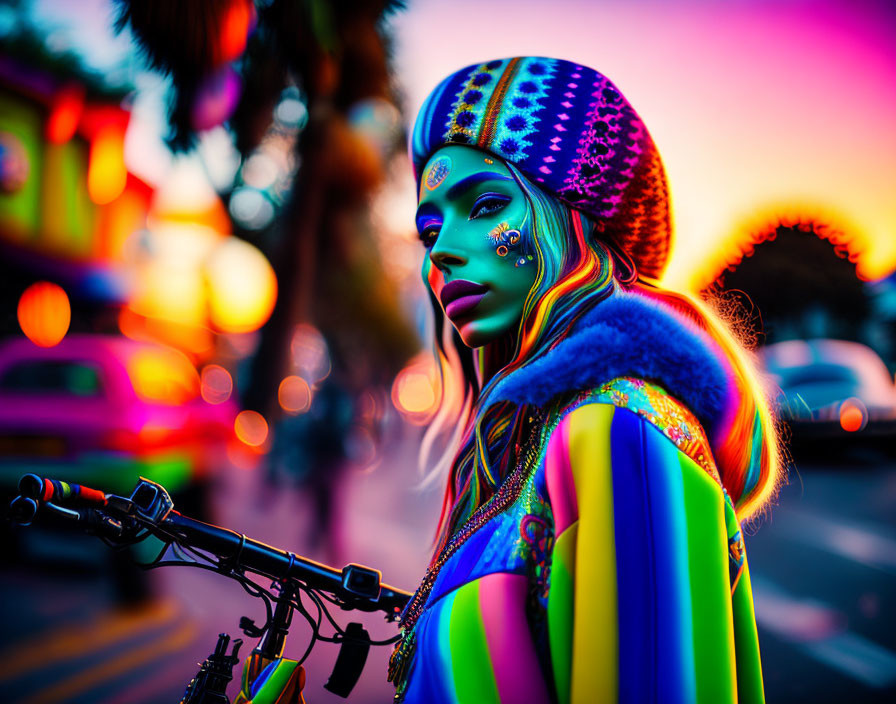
xmin=1 ymin=1 xmax=895 ymax=702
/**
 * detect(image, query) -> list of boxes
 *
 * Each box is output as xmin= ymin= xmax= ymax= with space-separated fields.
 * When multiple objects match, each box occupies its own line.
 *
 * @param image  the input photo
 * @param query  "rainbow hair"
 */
xmin=631 ymin=281 xmax=784 ymax=521
xmin=422 ymin=164 xmax=782 ymax=556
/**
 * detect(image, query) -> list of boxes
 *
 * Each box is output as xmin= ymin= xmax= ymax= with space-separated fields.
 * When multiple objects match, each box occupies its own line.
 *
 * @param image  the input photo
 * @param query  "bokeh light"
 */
xmin=217 ymin=0 xmax=253 ymax=64
xmin=45 ymin=83 xmax=85 ymax=144
xmin=839 ymin=398 xmax=869 ymax=433
xmin=87 ymin=126 xmax=127 ymax=205
xmin=205 ymin=237 xmax=277 ymax=333
xmin=17 ymin=282 xmax=71 ymax=348
xmin=228 ymin=186 xmax=275 ymax=230
xmin=391 ymin=356 xmax=439 ymax=424
xmin=290 ymin=324 xmax=330 ymax=383
xmin=273 ymin=89 xmax=308 ymax=131
xmin=127 ymin=346 xmax=200 ymax=405
xmin=278 ymin=375 xmax=312 ymax=414
xmin=201 ymin=364 xmax=234 ymax=404
xmin=241 ymin=153 xmax=280 ymax=191
xmin=191 ymin=65 xmax=242 ymax=132
xmin=234 ymin=409 xmax=269 ymax=447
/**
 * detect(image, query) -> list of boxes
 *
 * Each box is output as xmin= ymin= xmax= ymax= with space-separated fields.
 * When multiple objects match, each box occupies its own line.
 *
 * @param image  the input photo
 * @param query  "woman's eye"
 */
xmin=418 ymin=226 xmax=439 ymax=249
xmin=469 ymin=193 xmax=510 ymax=219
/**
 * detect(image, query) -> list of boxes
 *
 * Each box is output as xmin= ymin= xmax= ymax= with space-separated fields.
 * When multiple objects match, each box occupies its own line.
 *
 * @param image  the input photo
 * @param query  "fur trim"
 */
xmin=490 ymin=291 xmax=738 ymax=441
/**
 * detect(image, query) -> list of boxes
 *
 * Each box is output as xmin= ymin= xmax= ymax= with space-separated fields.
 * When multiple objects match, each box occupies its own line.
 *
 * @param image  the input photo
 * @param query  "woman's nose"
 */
xmin=429 ymin=239 xmax=467 ymax=271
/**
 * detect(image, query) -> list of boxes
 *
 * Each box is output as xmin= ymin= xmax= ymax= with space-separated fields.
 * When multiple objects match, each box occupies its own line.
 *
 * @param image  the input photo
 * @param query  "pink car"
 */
xmin=0 ymin=335 xmax=236 ymax=511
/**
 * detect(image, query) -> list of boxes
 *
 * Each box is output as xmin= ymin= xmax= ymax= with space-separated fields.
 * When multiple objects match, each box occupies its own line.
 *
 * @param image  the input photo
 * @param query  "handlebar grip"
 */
xmin=9 ymin=496 xmax=38 ymax=525
xmin=17 ymin=474 xmax=43 ymax=500
xmin=18 ymin=474 xmax=106 ymax=506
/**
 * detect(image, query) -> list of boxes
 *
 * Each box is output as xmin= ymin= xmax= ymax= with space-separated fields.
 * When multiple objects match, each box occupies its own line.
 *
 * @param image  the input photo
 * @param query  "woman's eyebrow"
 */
xmin=415 ymin=171 xmax=513 ymax=220
xmin=444 ymin=171 xmax=513 ymax=201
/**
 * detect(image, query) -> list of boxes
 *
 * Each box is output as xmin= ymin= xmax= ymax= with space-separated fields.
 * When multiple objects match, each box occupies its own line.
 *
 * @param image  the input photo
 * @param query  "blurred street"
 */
xmin=1 ymin=1 xmax=895 ymax=703
xmin=748 ymin=456 xmax=896 ymax=703
xmin=2 ymin=439 xmax=895 ymax=703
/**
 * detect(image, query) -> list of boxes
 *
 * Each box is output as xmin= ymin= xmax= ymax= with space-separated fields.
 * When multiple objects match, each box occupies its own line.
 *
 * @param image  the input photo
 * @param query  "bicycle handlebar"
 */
xmin=11 ymin=474 xmax=411 ymax=620
xmin=161 ymin=510 xmax=410 ymax=617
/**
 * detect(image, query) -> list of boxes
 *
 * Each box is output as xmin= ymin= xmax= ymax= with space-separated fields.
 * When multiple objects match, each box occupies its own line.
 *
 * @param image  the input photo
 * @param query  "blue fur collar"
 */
xmin=489 ymin=292 xmax=737 ymax=440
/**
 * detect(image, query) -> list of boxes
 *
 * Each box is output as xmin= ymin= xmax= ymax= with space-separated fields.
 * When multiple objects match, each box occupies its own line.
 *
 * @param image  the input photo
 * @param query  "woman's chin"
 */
xmin=453 ymin=318 xmax=506 ymax=349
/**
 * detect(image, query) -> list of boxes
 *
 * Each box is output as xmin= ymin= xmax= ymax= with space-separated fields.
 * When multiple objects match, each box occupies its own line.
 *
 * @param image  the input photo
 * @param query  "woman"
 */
xmin=389 ymin=57 xmax=781 ymax=704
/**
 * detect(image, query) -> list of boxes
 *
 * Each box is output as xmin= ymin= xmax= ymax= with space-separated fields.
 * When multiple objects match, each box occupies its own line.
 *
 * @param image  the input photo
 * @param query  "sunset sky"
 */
xmin=25 ymin=0 xmax=896 ymax=288
xmin=389 ymin=0 xmax=896 ymax=287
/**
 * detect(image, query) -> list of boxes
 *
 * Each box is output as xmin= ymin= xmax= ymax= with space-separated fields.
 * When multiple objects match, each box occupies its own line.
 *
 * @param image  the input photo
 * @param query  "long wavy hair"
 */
xmin=422 ymin=162 xmax=782 ymax=557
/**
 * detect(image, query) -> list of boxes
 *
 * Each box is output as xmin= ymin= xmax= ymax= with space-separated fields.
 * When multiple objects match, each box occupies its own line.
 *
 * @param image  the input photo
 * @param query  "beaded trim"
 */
xmin=388 ymin=412 xmax=546 ymax=696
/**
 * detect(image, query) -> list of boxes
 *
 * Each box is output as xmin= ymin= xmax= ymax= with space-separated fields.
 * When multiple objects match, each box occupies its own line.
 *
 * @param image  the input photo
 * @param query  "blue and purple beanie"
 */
xmin=411 ymin=57 xmax=672 ymax=279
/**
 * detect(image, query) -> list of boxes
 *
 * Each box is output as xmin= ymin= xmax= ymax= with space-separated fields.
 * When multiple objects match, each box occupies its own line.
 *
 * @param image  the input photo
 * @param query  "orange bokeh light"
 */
xmin=127 ymin=347 xmax=200 ymax=406
xmin=278 ymin=375 xmax=312 ymax=414
xmin=391 ymin=357 xmax=439 ymax=424
xmin=46 ymin=83 xmax=85 ymax=144
xmin=87 ymin=126 xmax=127 ymax=205
xmin=201 ymin=364 xmax=234 ymax=404
xmin=205 ymin=238 xmax=277 ymax=334
xmin=235 ymin=410 xmax=268 ymax=447
xmin=839 ymin=399 xmax=868 ymax=433
xmin=218 ymin=0 xmax=253 ymax=64
xmin=17 ymin=282 xmax=71 ymax=348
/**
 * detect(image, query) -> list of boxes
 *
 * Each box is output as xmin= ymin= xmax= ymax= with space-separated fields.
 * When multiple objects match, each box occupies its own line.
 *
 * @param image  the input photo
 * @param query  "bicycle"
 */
xmin=8 ymin=473 xmax=411 ymax=703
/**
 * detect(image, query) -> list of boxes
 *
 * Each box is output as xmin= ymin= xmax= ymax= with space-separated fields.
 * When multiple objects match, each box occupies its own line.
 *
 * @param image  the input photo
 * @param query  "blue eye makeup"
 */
xmin=469 ymin=193 xmax=511 ymax=220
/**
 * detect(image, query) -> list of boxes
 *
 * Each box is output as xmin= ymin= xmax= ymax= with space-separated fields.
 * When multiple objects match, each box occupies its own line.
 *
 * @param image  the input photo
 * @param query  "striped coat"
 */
xmin=397 ymin=378 xmax=764 ymax=704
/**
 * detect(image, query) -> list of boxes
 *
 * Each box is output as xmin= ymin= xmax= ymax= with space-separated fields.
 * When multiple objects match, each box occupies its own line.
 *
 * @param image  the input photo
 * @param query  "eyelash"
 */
xmin=417 ymin=193 xmax=511 ymax=248
xmin=470 ymin=193 xmax=510 ymax=219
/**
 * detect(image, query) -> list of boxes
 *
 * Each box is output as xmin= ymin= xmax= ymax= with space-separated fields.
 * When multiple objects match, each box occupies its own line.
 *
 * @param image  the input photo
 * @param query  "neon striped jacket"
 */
xmin=395 ymin=294 xmax=765 ymax=703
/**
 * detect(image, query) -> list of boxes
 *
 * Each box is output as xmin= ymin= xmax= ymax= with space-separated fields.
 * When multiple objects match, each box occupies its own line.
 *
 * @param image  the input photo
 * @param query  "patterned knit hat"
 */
xmin=411 ymin=57 xmax=672 ymax=279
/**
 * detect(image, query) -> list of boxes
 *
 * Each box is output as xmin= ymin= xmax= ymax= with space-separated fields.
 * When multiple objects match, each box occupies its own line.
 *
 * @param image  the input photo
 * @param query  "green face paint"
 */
xmin=417 ymin=145 xmax=537 ymax=349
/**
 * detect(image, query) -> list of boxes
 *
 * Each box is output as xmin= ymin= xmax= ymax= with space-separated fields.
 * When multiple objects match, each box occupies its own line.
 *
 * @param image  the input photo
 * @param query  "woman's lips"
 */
xmin=445 ymin=292 xmax=487 ymax=319
xmin=440 ymin=279 xmax=489 ymax=319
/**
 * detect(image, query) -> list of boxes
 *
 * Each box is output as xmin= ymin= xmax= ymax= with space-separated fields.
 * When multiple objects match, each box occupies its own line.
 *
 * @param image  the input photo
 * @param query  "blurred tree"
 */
xmin=114 ymin=0 xmax=418 ymax=420
xmin=703 ymin=224 xmax=871 ymax=346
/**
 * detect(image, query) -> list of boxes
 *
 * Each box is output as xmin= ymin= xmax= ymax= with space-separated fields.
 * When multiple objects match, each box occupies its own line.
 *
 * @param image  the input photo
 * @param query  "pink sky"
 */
xmin=389 ymin=0 xmax=896 ymax=286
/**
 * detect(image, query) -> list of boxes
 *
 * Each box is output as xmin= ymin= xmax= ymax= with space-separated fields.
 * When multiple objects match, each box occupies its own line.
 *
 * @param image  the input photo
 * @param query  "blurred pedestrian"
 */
xmin=267 ymin=378 xmax=354 ymax=560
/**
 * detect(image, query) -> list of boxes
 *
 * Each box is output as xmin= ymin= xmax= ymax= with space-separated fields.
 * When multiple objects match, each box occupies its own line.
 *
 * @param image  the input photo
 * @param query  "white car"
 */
xmin=759 ymin=339 xmax=896 ymax=438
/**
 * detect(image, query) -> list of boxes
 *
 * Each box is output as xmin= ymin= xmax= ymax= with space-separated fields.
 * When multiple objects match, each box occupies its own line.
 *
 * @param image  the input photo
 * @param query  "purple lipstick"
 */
xmin=440 ymin=279 xmax=488 ymax=319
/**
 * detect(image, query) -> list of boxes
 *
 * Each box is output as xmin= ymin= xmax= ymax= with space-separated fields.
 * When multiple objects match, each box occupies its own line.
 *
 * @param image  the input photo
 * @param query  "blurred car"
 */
xmin=0 ymin=334 xmax=236 ymax=514
xmin=760 ymin=338 xmax=896 ymax=450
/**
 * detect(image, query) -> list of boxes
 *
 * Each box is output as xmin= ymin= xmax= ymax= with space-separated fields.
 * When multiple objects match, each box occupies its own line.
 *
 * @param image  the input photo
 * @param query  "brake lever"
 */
xmin=43 ymin=501 xmax=82 ymax=521
xmin=83 ymin=509 xmax=126 ymax=540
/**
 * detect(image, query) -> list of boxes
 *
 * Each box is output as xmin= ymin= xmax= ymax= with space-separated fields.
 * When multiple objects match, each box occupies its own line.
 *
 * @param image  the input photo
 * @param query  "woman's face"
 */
xmin=416 ymin=145 xmax=537 ymax=348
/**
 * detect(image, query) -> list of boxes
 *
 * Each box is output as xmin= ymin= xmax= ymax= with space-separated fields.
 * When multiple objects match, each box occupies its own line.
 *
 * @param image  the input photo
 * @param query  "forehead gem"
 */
xmin=425 ymin=155 xmax=452 ymax=190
